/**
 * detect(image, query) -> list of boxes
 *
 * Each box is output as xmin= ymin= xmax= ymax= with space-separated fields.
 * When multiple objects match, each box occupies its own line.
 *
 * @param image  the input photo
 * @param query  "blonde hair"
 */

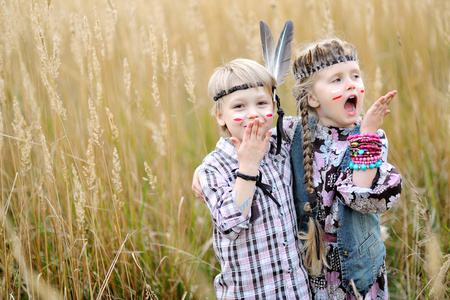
xmin=208 ymin=58 xmax=276 ymax=136
xmin=292 ymin=37 xmax=358 ymax=277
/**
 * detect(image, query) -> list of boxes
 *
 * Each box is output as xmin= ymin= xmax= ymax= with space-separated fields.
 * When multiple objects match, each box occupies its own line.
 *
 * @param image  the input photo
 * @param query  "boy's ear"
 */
xmin=215 ymin=110 xmax=226 ymax=126
xmin=307 ymin=93 xmax=320 ymax=108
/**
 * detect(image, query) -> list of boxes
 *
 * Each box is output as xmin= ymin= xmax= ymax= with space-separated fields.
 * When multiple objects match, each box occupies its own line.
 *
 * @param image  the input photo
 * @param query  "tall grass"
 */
xmin=0 ymin=0 xmax=448 ymax=298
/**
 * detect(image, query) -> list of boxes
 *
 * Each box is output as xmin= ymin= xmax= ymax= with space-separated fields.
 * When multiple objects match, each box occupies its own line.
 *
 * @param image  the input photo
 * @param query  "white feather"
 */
xmin=259 ymin=20 xmax=294 ymax=87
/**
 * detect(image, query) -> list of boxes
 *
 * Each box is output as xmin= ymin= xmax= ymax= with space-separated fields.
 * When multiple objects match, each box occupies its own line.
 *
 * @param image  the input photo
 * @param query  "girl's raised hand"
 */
xmin=230 ymin=119 xmax=271 ymax=175
xmin=361 ymin=90 xmax=397 ymax=134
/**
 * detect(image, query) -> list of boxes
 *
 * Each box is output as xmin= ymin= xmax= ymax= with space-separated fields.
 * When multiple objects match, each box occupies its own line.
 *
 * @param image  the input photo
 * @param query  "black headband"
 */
xmin=213 ymin=82 xmax=264 ymax=101
xmin=294 ymin=54 xmax=358 ymax=80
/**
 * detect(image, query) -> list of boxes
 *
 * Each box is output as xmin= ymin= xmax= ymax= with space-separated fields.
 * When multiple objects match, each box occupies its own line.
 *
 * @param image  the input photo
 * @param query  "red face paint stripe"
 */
xmin=266 ymin=114 xmax=273 ymax=117
xmin=361 ymin=90 xmax=365 ymax=93
xmin=332 ymin=95 xmax=342 ymax=100
xmin=233 ymin=118 xmax=243 ymax=121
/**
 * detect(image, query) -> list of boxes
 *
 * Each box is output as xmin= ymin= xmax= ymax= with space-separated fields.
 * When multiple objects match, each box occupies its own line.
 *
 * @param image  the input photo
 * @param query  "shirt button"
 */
xmin=339 ymin=222 xmax=342 ymax=227
xmin=283 ymin=240 xmax=288 ymax=246
xmin=278 ymin=212 xmax=284 ymax=218
xmin=287 ymin=267 xmax=293 ymax=274
xmin=222 ymin=223 xmax=227 ymax=228
xmin=343 ymin=250 xmax=348 ymax=257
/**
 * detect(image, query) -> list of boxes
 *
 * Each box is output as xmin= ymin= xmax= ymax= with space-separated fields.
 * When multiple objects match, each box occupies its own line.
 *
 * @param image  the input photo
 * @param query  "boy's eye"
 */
xmin=332 ymin=77 xmax=341 ymax=83
xmin=258 ymin=101 xmax=269 ymax=106
xmin=352 ymin=74 xmax=360 ymax=79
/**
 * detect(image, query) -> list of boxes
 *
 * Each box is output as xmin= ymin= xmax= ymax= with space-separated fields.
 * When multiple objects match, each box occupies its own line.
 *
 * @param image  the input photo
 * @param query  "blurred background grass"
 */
xmin=0 ymin=0 xmax=448 ymax=298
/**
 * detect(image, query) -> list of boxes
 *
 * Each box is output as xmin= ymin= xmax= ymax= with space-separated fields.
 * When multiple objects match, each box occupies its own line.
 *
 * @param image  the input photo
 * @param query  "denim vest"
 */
xmin=291 ymin=118 xmax=386 ymax=296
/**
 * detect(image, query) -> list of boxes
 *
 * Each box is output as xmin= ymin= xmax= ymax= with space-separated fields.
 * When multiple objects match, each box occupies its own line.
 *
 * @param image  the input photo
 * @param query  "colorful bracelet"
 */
xmin=349 ymin=160 xmax=382 ymax=170
xmin=347 ymin=133 xmax=383 ymax=171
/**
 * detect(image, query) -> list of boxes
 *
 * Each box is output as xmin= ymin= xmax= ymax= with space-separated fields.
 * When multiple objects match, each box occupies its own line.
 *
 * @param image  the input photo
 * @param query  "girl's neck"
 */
xmin=317 ymin=120 xmax=357 ymax=129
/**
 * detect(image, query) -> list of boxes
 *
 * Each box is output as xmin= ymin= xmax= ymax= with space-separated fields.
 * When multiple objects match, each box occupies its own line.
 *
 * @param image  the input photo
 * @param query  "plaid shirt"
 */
xmin=199 ymin=117 xmax=310 ymax=299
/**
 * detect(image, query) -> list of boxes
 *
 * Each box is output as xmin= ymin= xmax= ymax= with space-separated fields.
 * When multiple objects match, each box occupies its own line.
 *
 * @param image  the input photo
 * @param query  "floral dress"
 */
xmin=309 ymin=123 xmax=402 ymax=300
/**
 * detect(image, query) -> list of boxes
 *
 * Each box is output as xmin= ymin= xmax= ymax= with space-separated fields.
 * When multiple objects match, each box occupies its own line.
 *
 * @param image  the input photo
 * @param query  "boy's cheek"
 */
xmin=231 ymin=113 xmax=245 ymax=122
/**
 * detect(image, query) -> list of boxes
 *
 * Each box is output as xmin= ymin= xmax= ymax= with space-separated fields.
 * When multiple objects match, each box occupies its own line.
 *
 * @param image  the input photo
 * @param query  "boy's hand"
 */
xmin=361 ymin=90 xmax=397 ymax=134
xmin=230 ymin=119 xmax=271 ymax=175
xmin=191 ymin=166 xmax=204 ymax=202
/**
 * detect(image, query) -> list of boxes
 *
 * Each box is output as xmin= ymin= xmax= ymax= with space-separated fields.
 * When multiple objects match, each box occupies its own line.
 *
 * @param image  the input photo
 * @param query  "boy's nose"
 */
xmin=247 ymin=107 xmax=259 ymax=119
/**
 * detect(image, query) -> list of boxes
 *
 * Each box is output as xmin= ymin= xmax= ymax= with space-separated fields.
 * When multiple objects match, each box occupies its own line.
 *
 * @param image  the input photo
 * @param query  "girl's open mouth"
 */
xmin=344 ymin=96 xmax=357 ymax=115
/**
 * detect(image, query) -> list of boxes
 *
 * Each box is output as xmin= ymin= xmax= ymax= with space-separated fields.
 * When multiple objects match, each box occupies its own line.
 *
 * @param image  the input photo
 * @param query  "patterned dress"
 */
xmin=308 ymin=123 xmax=402 ymax=300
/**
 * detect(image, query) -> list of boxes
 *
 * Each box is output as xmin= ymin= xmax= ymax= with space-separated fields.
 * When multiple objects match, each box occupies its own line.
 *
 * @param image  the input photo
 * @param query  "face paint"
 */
xmin=354 ymin=82 xmax=365 ymax=93
xmin=233 ymin=118 xmax=243 ymax=122
xmin=332 ymin=95 xmax=342 ymax=101
xmin=330 ymin=89 xmax=342 ymax=101
xmin=266 ymin=113 xmax=273 ymax=118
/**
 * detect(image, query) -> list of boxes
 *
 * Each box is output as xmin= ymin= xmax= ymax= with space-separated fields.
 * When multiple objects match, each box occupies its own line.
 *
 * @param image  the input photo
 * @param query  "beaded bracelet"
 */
xmin=347 ymin=133 xmax=383 ymax=171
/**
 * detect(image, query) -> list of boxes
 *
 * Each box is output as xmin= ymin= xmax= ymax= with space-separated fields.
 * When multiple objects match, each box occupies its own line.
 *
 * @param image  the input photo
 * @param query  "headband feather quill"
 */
xmin=259 ymin=20 xmax=294 ymax=154
xmin=260 ymin=21 xmax=276 ymax=77
xmin=260 ymin=20 xmax=294 ymax=94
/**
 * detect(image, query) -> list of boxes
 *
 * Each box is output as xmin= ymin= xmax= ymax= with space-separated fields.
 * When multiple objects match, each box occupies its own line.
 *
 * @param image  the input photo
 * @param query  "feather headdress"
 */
xmin=259 ymin=20 xmax=294 ymax=154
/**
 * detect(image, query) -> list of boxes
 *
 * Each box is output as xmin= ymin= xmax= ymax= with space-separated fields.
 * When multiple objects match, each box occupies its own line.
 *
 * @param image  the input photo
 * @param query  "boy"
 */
xmin=198 ymin=58 xmax=309 ymax=299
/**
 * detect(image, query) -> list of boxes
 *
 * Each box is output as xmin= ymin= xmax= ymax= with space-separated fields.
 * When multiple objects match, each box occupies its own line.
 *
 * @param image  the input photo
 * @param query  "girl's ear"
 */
xmin=215 ymin=110 xmax=226 ymax=126
xmin=307 ymin=93 xmax=320 ymax=108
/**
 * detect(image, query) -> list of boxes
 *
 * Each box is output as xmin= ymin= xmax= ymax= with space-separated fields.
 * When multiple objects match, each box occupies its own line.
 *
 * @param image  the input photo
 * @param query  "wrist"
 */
xmin=238 ymin=165 xmax=259 ymax=177
xmin=360 ymin=127 xmax=378 ymax=134
xmin=236 ymin=171 xmax=259 ymax=181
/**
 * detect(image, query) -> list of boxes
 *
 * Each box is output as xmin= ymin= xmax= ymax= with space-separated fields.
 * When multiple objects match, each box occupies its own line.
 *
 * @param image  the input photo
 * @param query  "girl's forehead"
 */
xmin=312 ymin=62 xmax=360 ymax=81
xmin=319 ymin=61 xmax=360 ymax=74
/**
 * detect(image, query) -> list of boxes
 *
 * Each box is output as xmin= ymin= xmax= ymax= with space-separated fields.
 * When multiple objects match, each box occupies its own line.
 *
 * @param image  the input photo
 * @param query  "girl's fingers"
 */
xmin=383 ymin=91 xmax=396 ymax=104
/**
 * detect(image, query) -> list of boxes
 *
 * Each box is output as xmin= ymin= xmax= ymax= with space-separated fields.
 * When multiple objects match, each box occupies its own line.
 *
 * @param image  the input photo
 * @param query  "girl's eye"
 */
xmin=258 ymin=101 xmax=269 ymax=106
xmin=353 ymin=74 xmax=360 ymax=79
xmin=332 ymin=77 xmax=341 ymax=83
xmin=233 ymin=104 xmax=243 ymax=109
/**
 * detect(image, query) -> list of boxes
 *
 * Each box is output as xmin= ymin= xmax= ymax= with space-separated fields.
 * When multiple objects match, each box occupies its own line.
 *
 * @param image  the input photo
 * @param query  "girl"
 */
xmin=290 ymin=38 xmax=402 ymax=299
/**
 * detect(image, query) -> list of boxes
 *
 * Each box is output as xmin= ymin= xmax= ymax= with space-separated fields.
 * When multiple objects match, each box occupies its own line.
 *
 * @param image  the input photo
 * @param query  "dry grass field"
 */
xmin=0 ymin=0 xmax=448 ymax=299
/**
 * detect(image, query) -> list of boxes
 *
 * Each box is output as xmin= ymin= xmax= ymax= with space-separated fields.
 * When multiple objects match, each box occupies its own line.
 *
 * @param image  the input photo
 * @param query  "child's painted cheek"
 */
xmin=232 ymin=114 xmax=244 ymax=122
xmin=331 ymin=89 xmax=343 ymax=101
xmin=356 ymin=83 xmax=365 ymax=94
xmin=266 ymin=113 xmax=273 ymax=118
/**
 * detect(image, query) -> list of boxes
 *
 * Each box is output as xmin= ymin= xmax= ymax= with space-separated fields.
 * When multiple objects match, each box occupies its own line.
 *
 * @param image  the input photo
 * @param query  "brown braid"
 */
xmin=299 ymin=97 xmax=315 ymax=194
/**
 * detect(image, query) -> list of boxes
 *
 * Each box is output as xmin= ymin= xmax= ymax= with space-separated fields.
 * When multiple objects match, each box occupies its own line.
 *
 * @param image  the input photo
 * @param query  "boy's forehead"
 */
xmin=223 ymin=86 xmax=272 ymax=102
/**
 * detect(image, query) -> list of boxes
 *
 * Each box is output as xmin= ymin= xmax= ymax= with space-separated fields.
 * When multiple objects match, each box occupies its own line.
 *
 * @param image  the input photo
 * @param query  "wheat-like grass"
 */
xmin=105 ymin=107 xmax=119 ymax=141
xmin=39 ymin=128 xmax=55 ymax=183
xmin=143 ymin=161 xmax=157 ymax=191
xmin=83 ymin=137 xmax=96 ymax=189
xmin=0 ymin=0 xmax=447 ymax=298
xmin=87 ymin=97 xmax=102 ymax=147
xmin=0 ymin=97 xmax=3 ymax=154
xmin=151 ymin=71 xmax=160 ymax=107
xmin=71 ymin=163 xmax=86 ymax=238
xmin=429 ymin=254 xmax=450 ymax=299
xmin=111 ymin=146 xmax=123 ymax=195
